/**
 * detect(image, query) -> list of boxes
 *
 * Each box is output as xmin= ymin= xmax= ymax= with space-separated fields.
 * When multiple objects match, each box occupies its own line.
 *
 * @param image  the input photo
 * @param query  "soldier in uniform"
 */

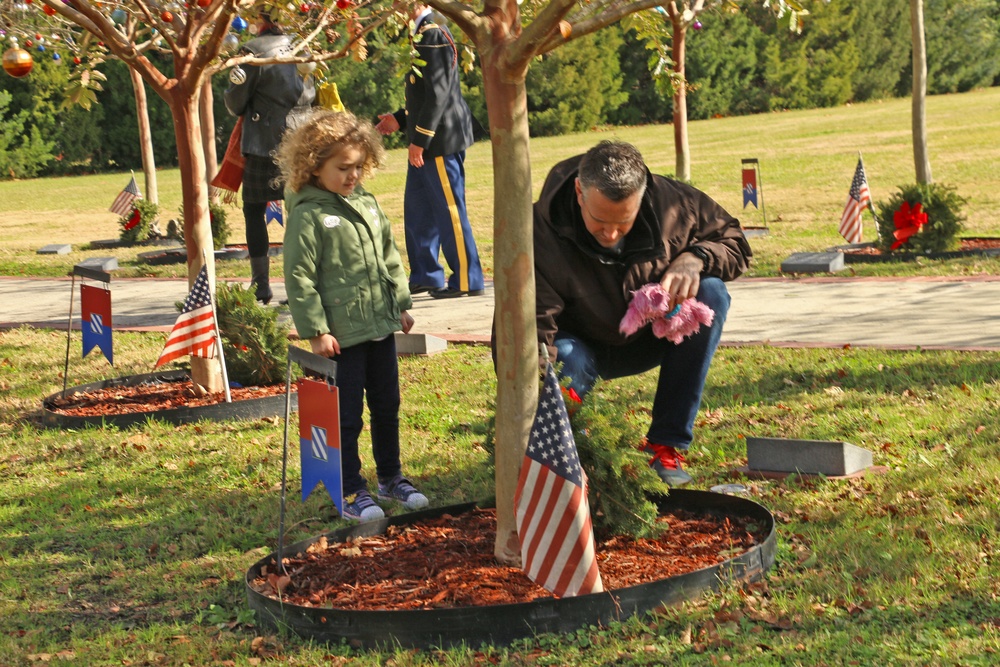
xmin=224 ymin=10 xmax=315 ymax=304
xmin=377 ymin=3 xmax=485 ymax=299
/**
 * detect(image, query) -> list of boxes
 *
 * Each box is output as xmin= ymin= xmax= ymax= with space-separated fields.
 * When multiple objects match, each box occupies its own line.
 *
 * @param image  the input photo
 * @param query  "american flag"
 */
xmin=514 ymin=363 xmax=603 ymax=598
xmin=155 ymin=266 xmax=217 ymax=368
xmin=110 ymin=175 xmax=142 ymax=217
xmin=839 ymin=157 xmax=871 ymax=244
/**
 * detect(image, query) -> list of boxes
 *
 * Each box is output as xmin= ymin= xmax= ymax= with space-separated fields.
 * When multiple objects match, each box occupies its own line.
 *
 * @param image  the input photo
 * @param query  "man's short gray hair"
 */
xmin=577 ymin=141 xmax=647 ymax=202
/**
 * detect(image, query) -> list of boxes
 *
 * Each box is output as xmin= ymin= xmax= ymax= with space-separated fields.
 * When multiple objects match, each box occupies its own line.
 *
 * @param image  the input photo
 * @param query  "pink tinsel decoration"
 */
xmin=619 ymin=283 xmax=674 ymax=335
xmin=620 ymin=283 xmax=715 ymax=344
xmin=651 ymin=298 xmax=715 ymax=344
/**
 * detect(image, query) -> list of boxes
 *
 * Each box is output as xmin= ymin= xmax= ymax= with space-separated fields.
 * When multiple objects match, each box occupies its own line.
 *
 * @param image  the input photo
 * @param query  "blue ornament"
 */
xmin=37 ymin=44 xmax=46 ymax=52
xmin=111 ymin=8 xmax=127 ymax=25
xmin=53 ymin=53 xmax=61 ymax=61
xmin=232 ymin=16 xmax=248 ymax=33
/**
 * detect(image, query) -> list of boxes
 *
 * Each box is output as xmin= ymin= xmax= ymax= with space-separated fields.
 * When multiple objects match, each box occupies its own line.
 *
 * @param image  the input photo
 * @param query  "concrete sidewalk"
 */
xmin=3 ymin=275 xmax=1000 ymax=350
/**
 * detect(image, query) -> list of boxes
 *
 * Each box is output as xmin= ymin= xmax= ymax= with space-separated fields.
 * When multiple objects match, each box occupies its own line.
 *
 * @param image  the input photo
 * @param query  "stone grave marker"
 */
xmin=38 ymin=244 xmax=72 ymax=255
xmin=780 ymin=251 xmax=845 ymax=274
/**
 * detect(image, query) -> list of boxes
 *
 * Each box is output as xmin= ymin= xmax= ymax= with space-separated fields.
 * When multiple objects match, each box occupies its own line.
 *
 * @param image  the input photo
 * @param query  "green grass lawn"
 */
xmin=2 ymin=87 xmax=999 ymax=279
xmin=1 ymin=329 xmax=998 ymax=665
xmin=2 ymin=87 xmax=1000 ymax=664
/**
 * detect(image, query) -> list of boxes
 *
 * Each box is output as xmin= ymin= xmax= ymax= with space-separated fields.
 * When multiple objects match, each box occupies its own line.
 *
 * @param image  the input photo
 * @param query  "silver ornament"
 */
xmin=229 ymin=65 xmax=246 ymax=85
xmin=222 ymin=34 xmax=240 ymax=55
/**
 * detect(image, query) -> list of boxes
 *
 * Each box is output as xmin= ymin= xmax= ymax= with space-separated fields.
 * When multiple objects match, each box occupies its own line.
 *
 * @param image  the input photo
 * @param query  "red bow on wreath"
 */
xmin=891 ymin=201 xmax=928 ymax=250
xmin=123 ymin=206 xmax=142 ymax=231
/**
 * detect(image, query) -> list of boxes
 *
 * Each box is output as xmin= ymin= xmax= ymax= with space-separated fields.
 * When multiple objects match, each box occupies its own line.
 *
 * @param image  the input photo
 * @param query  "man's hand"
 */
xmin=659 ymin=252 xmax=704 ymax=309
xmin=309 ymin=333 xmax=340 ymax=358
xmin=408 ymin=144 xmax=424 ymax=168
xmin=400 ymin=310 xmax=415 ymax=334
xmin=375 ymin=113 xmax=399 ymax=135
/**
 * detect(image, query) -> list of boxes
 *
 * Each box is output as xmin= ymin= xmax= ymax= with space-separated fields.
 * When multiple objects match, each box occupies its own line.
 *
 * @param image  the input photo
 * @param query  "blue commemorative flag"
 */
xmin=265 ymin=201 xmax=283 ymax=226
xmin=742 ymin=167 xmax=758 ymax=209
xmin=81 ymin=284 xmax=113 ymax=366
xmin=298 ymin=377 xmax=343 ymax=515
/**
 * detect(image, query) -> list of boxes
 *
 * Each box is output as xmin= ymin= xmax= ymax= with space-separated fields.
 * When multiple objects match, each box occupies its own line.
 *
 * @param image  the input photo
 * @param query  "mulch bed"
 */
xmin=251 ymin=507 xmax=767 ymax=610
xmin=46 ymin=378 xmax=288 ymax=417
xmin=844 ymin=237 xmax=1000 ymax=256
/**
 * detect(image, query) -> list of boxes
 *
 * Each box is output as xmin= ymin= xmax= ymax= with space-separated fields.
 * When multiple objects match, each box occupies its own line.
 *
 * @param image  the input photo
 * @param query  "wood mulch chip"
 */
xmin=46 ymin=378 xmax=288 ymax=417
xmin=251 ymin=507 xmax=768 ymax=610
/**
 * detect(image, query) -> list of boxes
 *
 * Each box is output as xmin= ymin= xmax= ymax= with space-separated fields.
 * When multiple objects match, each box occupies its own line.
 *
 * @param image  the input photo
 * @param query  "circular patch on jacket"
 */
xmin=323 ymin=216 xmax=341 ymax=228
xmin=229 ymin=66 xmax=247 ymax=85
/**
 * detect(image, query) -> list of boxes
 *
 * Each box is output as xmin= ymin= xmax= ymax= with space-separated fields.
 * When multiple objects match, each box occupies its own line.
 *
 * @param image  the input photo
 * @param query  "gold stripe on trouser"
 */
xmin=435 ymin=156 xmax=469 ymax=291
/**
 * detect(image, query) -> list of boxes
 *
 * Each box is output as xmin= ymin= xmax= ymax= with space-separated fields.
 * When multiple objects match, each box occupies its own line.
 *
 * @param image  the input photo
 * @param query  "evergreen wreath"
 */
xmin=875 ymin=183 xmax=966 ymax=255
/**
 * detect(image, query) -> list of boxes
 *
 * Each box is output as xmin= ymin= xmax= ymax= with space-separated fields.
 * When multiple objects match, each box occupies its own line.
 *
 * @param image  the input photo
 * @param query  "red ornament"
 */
xmin=336 ymin=0 xmax=351 ymax=8
xmin=197 ymin=0 xmax=211 ymax=6
xmin=300 ymin=3 xmax=310 ymax=12
xmin=73 ymin=56 xmax=81 ymax=65
xmin=44 ymin=5 xmax=57 ymax=16
xmin=25 ymin=40 xmax=33 ymax=48
xmin=36 ymin=33 xmax=43 ymax=40
xmin=161 ymin=11 xmax=173 ymax=22
xmin=3 ymin=48 xmax=34 ymax=78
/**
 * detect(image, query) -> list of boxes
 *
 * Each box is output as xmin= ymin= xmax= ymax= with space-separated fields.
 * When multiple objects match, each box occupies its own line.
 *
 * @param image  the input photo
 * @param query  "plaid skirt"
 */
xmin=242 ymin=154 xmax=284 ymax=204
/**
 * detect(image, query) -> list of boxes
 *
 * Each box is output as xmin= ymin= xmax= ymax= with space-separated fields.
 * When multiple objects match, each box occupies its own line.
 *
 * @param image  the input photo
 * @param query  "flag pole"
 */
xmin=62 ymin=272 xmax=76 ymax=398
xmin=859 ymin=151 xmax=878 ymax=225
xmin=203 ymin=251 xmax=232 ymax=403
xmin=277 ymin=354 xmax=293 ymax=575
xmin=757 ymin=160 xmax=768 ymax=227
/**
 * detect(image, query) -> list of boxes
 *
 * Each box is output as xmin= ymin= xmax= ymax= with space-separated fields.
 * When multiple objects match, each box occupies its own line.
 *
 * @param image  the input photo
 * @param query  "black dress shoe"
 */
xmin=430 ymin=287 xmax=486 ymax=299
xmin=409 ymin=284 xmax=440 ymax=295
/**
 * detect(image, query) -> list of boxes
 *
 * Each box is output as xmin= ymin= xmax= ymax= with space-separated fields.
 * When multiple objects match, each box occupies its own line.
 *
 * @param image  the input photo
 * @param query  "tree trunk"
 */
xmin=671 ymin=17 xmax=690 ymax=182
xmin=129 ymin=67 xmax=158 ymax=205
xmin=911 ymin=0 xmax=932 ymax=184
xmin=481 ymin=52 xmax=537 ymax=567
xmin=200 ymin=78 xmax=220 ymax=205
xmin=170 ymin=87 xmax=224 ymax=393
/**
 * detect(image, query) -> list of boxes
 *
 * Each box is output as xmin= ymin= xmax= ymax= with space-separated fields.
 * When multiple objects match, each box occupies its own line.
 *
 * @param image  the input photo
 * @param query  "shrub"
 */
xmin=174 ymin=201 xmax=231 ymax=249
xmin=875 ymin=183 xmax=966 ymax=255
xmin=214 ymin=282 xmax=288 ymax=386
xmin=572 ymin=383 xmax=668 ymax=540
xmin=117 ymin=198 xmax=160 ymax=244
xmin=209 ymin=202 xmax=231 ymax=249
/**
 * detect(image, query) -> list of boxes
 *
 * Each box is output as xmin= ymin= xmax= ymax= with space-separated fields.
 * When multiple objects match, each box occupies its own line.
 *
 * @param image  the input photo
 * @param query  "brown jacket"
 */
xmin=534 ymin=154 xmax=752 ymax=361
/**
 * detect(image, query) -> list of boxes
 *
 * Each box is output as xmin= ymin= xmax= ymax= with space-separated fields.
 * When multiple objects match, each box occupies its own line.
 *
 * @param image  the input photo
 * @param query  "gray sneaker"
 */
xmin=641 ymin=440 xmax=694 ymax=487
xmin=377 ymin=475 xmax=429 ymax=510
xmin=341 ymin=489 xmax=385 ymax=522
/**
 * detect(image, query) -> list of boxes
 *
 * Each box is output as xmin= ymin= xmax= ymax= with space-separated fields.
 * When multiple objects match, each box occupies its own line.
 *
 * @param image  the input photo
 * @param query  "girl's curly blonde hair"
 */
xmin=274 ymin=109 xmax=386 ymax=193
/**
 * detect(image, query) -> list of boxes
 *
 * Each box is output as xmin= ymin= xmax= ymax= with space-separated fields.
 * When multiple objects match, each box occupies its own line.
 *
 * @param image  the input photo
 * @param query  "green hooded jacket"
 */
xmin=283 ymin=183 xmax=413 ymax=348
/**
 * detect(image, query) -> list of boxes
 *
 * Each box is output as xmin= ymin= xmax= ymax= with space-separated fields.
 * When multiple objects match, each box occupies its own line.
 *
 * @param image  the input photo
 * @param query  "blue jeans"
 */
xmin=334 ymin=335 xmax=402 ymax=495
xmin=553 ymin=277 xmax=730 ymax=451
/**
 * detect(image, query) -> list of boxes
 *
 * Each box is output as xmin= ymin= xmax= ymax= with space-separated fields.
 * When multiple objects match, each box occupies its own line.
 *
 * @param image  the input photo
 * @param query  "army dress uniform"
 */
xmin=390 ymin=9 xmax=484 ymax=296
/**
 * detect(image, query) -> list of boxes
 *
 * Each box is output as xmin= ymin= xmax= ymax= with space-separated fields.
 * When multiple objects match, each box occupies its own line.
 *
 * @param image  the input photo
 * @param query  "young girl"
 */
xmin=276 ymin=110 xmax=427 ymax=522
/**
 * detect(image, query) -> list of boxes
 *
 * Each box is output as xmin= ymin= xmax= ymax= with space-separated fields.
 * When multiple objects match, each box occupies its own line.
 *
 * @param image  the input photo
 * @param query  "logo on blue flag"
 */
xmin=298 ymin=378 xmax=342 ymax=515
xmin=81 ymin=284 xmax=113 ymax=366
xmin=265 ymin=201 xmax=283 ymax=226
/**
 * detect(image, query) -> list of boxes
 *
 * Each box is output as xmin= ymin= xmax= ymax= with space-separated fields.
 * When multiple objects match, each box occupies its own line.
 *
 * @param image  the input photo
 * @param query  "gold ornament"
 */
xmin=3 ymin=48 xmax=33 ymax=78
